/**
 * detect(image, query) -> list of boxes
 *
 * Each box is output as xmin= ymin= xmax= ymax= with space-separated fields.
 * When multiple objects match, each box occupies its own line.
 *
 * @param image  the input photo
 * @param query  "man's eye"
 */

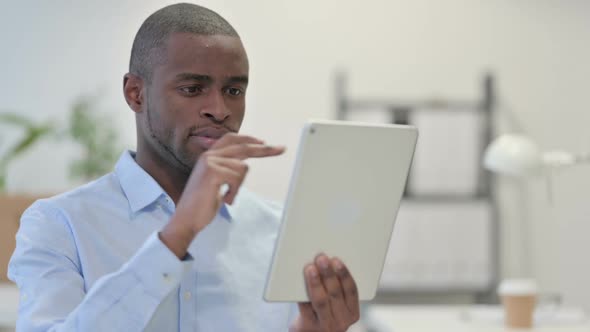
xmin=225 ymin=87 xmax=244 ymax=96
xmin=179 ymin=86 xmax=203 ymax=95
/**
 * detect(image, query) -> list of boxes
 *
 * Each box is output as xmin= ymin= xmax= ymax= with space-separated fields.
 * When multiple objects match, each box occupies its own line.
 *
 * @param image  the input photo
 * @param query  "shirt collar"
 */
xmin=115 ymin=151 xmax=165 ymax=214
xmin=114 ymin=150 xmax=233 ymax=221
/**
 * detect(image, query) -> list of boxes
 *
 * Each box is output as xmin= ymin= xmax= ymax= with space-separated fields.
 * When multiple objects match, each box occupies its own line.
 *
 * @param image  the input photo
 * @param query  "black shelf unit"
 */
xmin=335 ymin=72 xmax=499 ymax=303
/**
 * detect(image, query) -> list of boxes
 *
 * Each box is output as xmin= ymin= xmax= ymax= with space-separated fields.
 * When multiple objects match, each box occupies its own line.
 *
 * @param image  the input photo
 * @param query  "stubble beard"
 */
xmin=145 ymin=97 xmax=194 ymax=176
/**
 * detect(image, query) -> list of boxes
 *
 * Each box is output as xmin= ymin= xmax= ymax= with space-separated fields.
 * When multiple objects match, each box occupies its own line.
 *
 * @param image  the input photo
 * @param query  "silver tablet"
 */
xmin=264 ymin=120 xmax=418 ymax=302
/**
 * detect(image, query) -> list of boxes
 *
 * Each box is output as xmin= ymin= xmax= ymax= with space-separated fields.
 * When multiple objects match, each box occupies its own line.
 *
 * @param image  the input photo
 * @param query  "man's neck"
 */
xmin=134 ymin=147 xmax=189 ymax=204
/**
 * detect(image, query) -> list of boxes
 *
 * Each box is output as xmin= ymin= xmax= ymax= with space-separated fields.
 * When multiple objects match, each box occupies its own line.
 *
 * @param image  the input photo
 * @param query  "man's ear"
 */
xmin=123 ymin=73 xmax=145 ymax=113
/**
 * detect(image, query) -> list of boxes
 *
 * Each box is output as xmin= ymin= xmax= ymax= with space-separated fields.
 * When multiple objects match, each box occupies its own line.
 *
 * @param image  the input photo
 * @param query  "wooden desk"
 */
xmin=366 ymin=305 xmax=590 ymax=332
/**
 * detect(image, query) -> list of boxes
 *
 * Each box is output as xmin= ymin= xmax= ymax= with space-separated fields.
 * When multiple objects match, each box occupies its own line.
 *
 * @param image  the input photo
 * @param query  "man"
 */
xmin=8 ymin=3 xmax=360 ymax=331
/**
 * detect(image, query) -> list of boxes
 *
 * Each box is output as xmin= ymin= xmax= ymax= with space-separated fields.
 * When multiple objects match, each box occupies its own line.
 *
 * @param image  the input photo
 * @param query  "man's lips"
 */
xmin=189 ymin=127 xmax=231 ymax=149
xmin=192 ymin=136 xmax=218 ymax=149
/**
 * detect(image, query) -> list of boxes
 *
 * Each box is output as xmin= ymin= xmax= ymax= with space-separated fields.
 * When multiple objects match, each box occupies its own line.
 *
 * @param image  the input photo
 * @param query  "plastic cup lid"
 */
xmin=498 ymin=279 xmax=538 ymax=296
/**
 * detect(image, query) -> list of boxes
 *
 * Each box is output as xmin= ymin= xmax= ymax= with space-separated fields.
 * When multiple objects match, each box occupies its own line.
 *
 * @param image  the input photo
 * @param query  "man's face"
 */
xmin=141 ymin=32 xmax=249 ymax=172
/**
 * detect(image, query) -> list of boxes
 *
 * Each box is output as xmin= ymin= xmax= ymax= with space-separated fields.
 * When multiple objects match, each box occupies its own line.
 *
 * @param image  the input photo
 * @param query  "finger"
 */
xmin=211 ymin=133 xmax=264 ymax=149
xmin=304 ymin=264 xmax=334 ymax=329
xmin=315 ymin=255 xmax=351 ymax=323
xmin=332 ymin=258 xmax=360 ymax=320
xmin=207 ymin=157 xmax=244 ymax=205
xmin=215 ymin=143 xmax=285 ymax=160
xmin=212 ymin=158 xmax=249 ymax=204
xmin=297 ymin=302 xmax=317 ymax=324
xmin=214 ymin=157 xmax=249 ymax=173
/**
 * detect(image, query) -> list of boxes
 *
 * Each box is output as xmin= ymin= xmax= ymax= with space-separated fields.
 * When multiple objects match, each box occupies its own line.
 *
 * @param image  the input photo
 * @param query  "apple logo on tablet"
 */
xmin=328 ymin=198 xmax=362 ymax=227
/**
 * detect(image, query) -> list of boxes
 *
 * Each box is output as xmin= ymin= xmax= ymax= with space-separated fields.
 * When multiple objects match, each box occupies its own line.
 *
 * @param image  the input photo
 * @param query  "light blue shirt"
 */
xmin=8 ymin=151 xmax=297 ymax=331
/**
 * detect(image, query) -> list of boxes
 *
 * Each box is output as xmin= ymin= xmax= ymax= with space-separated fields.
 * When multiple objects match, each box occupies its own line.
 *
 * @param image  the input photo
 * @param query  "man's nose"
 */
xmin=199 ymin=91 xmax=230 ymax=122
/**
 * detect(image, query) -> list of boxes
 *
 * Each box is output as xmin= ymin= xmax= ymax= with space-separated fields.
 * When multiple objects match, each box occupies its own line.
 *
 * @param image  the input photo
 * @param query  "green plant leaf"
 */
xmin=68 ymin=95 xmax=120 ymax=181
xmin=1 ymin=124 xmax=54 ymax=165
xmin=0 ymin=112 xmax=35 ymax=127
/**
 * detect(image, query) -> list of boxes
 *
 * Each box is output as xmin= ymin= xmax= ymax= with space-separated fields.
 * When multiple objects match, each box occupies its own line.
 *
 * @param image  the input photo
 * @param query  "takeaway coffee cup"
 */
xmin=498 ymin=279 xmax=538 ymax=329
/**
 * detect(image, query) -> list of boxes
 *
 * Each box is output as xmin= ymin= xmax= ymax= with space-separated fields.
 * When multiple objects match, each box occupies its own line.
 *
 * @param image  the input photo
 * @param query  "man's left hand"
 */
xmin=290 ymin=254 xmax=360 ymax=332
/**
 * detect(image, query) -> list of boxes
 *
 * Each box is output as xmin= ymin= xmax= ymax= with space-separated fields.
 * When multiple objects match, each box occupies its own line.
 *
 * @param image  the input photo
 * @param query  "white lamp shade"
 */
xmin=483 ymin=134 xmax=542 ymax=176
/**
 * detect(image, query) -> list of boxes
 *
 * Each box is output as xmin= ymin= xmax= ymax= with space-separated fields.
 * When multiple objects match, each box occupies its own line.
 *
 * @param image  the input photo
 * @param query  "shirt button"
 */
xmin=184 ymin=291 xmax=192 ymax=300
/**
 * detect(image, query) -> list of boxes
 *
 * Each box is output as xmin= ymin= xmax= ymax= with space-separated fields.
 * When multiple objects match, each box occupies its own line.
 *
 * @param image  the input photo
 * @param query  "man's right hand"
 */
xmin=159 ymin=133 xmax=285 ymax=258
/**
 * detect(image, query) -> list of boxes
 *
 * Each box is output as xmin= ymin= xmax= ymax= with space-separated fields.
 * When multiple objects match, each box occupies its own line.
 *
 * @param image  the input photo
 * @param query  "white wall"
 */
xmin=2 ymin=0 xmax=590 ymax=310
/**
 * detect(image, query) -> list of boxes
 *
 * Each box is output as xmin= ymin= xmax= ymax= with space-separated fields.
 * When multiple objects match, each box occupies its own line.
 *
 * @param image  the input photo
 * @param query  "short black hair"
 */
xmin=129 ymin=3 xmax=239 ymax=82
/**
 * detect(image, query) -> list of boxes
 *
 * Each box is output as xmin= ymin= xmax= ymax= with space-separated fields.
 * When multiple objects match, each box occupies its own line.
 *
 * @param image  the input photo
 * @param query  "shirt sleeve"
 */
xmin=7 ymin=200 xmax=192 ymax=332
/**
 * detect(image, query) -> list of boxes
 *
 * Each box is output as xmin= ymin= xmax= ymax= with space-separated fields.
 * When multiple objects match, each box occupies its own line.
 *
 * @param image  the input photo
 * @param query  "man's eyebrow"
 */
xmin=174 ymin=73 xmax=213 ymax=83
xmin=174 ymin=73 xmax=248 ymax=85
xmin=226 ymin=76 xmax=249 ymax=85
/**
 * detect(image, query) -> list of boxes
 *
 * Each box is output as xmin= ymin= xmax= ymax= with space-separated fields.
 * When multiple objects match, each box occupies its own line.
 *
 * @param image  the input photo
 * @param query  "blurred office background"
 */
xmin=1 ymin=0 xmax=590 ymax=329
